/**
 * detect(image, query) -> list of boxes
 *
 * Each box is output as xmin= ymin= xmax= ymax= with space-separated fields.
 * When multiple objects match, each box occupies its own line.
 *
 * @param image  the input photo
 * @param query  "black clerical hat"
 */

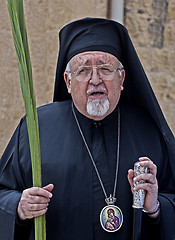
xmin=53 ymin=18 xmax=127 ymax=102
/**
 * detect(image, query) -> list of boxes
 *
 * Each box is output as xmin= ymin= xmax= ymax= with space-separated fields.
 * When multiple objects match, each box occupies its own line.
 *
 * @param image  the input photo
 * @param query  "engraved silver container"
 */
xmin=132 ymin=161 xmax=149 ymax=208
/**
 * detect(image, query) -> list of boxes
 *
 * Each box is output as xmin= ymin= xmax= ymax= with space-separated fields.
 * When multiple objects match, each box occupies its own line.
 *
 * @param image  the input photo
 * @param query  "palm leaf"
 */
xmin=7 ymin=0 xmax=46 ymax=239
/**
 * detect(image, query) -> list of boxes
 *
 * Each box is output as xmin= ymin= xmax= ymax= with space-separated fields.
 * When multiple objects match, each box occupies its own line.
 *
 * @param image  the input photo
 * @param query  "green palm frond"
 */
xmin=7 ymin=0 xmax=46 ymax=239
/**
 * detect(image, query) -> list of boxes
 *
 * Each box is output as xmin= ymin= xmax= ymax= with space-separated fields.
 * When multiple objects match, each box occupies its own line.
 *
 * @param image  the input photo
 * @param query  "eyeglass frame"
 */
xmin=66 ymin=64 xmax=123 ymax=82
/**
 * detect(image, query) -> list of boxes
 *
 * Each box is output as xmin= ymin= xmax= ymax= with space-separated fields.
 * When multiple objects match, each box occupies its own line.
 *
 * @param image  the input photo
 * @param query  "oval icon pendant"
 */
xmin=100 ymin=205 xmax=123 ymax=232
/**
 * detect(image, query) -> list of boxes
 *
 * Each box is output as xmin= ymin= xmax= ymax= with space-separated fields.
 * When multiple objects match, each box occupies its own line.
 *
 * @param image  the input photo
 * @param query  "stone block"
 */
xmin=164 ymin=23 xmax=175 ymax=45
xmin=46 ymin=0 xmax=106 ymax=31
xmin=29 ymin=35 xmax=47 ymax=70
xmin=150 ymin=72 xmax=175 ymax=100
xmin=0 ymin=32 xmax=17 ymax=69
xmin=152 ymin=0 xmax=168 ymax=19
xmin=150 ymin=48 xmax=171 ymax=70
xmin=124 ymin=0 xmax=140 ymax=10
xmin=140 ymin=0 xmax=154 ymax=16
xmin=148 ymin=18 xmax=164 ymax=48
xmin=0 ymin=68 xmax=21 ymax=108
xmin=170 ymin=51 xmax=175 ymax=71
xmin=136 ymin=47 xmax=150 ymax=70
xmin=24 ymin=0 xmax=48 ymax=37
xmin=168 ymin=0 xmax=175 ymax=20
xmin=125 ymin=12 xmax=150 ymax=45
xmin=0 ymin=1 xmax=11 ymax=31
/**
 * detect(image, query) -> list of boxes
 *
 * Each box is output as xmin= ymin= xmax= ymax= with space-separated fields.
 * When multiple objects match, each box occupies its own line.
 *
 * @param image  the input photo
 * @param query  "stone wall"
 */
xmin=124 ymin=0 xmax=175 ymax=134
xmin=0 ymin=0 xmax=107 ymax=156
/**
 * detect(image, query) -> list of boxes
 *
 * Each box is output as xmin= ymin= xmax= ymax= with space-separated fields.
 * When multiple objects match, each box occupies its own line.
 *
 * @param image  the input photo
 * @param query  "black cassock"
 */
xmin=0 ymin=100 xmax=175 ymax=240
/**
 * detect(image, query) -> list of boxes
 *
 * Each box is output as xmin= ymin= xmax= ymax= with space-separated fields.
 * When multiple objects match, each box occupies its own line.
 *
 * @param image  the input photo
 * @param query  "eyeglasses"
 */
xmin=69 ymin=64 xmax=122 ymax=82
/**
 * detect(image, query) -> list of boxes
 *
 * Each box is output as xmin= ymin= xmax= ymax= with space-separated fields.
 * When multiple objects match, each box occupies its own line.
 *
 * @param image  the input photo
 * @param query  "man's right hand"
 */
xmin=17 ymin=184 xmax=54 ymax=220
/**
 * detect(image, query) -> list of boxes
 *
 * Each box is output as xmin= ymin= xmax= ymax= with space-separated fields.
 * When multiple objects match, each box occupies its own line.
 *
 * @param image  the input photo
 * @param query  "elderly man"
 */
xmin=0 ymin=18 xmax=175 ymax=240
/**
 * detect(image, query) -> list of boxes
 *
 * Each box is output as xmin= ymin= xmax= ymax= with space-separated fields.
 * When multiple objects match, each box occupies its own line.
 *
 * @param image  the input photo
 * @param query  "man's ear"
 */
xmin=64 ymin=72 xmax=71 ymax=94
xmin=120 ymin=69 xmax=125 ymax=91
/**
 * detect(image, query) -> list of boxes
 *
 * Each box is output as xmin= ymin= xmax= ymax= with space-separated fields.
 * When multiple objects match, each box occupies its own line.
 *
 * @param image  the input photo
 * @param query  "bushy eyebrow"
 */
xmin=81 ymin=59 xmax=106 ymax=65
xmin=99 ymin=60 xmax=106 ymax=64
xmin=84 ymin=60 xmax=90 ymax=65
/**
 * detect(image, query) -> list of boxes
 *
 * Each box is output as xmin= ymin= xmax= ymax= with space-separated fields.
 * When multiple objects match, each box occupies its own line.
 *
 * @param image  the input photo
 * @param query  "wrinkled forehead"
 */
xmin=70 ymin=51 xmax=119 ymax=67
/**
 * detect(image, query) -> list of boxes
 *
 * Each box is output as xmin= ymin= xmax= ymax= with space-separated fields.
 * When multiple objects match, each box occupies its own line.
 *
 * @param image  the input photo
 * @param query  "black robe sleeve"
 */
xmin=141 ymin=154 xmax=175 ymax=240
xmin=159 ymin=194 xmax=175 ymax=239
xmin=0 ymin=126 xmax=21 ymax=239
xmin=0 ymin=120 xmax=33 ymax=239
xmin=142 ymin=193 xmax=175 ymax=240
xmin=142 ymin=142 xmax=175 ymax=240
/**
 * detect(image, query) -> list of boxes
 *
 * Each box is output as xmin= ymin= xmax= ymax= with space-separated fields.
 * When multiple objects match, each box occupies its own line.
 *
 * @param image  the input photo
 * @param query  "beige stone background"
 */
xmin=0 ymin=0 xmax=174 ymax=156
xmin=124 ymin=0 xmax=175 ymax=136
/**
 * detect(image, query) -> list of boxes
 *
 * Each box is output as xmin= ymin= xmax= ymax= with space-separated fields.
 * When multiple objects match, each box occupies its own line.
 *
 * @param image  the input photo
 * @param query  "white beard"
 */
xmin=86 ymin=98 xmax=110 ymax=117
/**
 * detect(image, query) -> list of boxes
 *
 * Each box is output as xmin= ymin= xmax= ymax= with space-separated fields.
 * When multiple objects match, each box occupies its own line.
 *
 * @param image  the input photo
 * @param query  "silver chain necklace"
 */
xmin=72 ymin=102 xmax=123 ymax=232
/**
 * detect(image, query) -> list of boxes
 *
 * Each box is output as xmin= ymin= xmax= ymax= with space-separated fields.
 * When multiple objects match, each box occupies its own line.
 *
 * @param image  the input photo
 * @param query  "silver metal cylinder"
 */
xmin=132 ymin=161 xmax=149 ymax=208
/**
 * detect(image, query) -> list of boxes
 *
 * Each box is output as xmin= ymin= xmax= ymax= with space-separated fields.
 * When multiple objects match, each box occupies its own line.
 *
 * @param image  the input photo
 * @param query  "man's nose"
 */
xmin=89 ymin=67 xmax=102 ymax=85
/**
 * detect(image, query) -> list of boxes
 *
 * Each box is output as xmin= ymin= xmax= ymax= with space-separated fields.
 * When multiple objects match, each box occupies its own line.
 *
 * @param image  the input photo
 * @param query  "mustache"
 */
xmin=86 ymin=86 xmax=107 ymax=94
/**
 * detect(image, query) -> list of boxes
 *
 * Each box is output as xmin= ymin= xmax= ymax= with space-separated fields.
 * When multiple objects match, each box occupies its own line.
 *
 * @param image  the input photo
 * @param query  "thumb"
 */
xmin=43 ymin=183 xmax=54 ymax=192
xmin=127 ymin=169 xmax=134 ymax=190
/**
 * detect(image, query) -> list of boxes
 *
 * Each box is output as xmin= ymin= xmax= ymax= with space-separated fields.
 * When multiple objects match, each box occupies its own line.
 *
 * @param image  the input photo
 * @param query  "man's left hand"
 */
xmin=128 ymin=157 xmax=160 ymax=218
